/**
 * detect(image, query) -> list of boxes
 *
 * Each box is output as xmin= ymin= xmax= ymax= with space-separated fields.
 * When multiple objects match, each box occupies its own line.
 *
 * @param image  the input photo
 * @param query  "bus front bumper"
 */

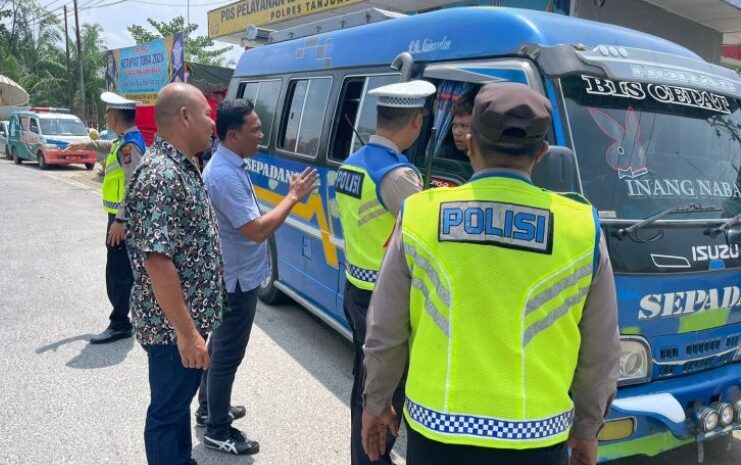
xmin=597 ymin=363 xmax=741 ymax=462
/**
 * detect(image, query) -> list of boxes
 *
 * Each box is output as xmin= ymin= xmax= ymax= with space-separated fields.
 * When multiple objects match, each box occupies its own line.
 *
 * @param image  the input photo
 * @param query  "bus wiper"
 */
xmin=707 ymin=212 xmax=741 ymax=237
xmin=617 ymin=203 xmax=722 ymax=242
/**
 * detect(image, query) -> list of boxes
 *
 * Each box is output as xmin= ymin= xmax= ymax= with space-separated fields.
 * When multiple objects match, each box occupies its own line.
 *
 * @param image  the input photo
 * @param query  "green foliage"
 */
xmin=0 ymin=1 xmax=107 ymax=126
xmin=126 ymin=16 xmax=234 ymax=67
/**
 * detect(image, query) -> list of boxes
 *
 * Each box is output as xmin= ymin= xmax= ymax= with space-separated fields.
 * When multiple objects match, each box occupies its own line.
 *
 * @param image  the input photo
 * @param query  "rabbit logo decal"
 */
xmin=587 ymin=107 xmax=648 ymax=179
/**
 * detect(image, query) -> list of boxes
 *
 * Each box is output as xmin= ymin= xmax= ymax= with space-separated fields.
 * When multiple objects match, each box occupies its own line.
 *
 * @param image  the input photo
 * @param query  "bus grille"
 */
xmin=654 ymin=333 xmax=740 ymax=378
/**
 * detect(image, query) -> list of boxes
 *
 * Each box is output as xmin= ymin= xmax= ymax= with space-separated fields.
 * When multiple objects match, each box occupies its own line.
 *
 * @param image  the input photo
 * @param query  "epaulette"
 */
xmin=556 ymin=191 xmax=591 ymax=205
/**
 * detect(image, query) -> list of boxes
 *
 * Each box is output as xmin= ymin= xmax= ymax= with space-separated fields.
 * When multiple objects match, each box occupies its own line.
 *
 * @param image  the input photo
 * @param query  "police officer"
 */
xmin=360 ymin=83 xmax=621 ymax=465
xmin=335 ymin=80 xmax=436 ymax=465
xmin=67 ymin=92 xmax=146 ymax=344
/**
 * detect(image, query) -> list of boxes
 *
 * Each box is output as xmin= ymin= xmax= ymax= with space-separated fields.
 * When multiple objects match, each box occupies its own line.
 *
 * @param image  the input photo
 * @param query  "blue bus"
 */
xmin=226 ymin=7 xmax=741 ymax=462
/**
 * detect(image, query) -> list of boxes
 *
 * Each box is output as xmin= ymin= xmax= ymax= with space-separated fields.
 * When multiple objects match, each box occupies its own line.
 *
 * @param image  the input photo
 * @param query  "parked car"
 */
xmin=7 ymin=107 xmax=96 ymax=169
xmin=0 ymin=121 xmax=9 ymax=159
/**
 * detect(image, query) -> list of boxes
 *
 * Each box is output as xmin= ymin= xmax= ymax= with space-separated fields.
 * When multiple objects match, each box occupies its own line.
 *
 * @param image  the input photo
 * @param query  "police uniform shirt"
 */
xmin=367 ymin=134 xmax=422 ymax=217
xmin=362 ymin=167 xmax=621 ymax=440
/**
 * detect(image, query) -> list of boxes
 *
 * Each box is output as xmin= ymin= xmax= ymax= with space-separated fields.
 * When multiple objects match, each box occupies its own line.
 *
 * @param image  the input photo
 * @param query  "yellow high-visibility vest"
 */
xmin=401 ymin=172 xmax=599 ymax=450
xmin=335 ymin=143 xmax=418 ymax=290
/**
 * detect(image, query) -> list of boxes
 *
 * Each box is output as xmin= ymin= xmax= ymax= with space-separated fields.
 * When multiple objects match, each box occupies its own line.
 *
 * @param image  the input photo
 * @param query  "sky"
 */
xmin=54 ymin=0 xmax=244 ymax=65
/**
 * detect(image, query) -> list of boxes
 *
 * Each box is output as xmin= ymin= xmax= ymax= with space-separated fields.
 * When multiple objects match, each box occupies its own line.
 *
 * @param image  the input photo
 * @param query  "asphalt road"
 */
xmin=0 ymin=158 xmax=738 ymax=465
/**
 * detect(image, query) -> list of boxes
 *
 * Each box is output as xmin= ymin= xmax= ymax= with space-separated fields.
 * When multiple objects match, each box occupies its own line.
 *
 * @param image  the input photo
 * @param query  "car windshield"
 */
xmin=39 ymin=117 xmax=88 ymax=136
xmin=562 ymin=74 xmax=741 ymax=220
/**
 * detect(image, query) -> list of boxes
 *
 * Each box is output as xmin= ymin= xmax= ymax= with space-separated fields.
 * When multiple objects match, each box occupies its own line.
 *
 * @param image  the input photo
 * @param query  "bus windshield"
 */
xmin=39 ymin=117 xmax=88 ymax=136
xmin=561 ymin=74 xmax=741 ymax=221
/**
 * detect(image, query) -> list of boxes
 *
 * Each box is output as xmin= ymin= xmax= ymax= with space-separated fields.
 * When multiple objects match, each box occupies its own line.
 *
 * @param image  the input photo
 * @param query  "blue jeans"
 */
xmin=198 ymin=283 xmax=259 ymax=436
xmin=143 ymin=344 xmax=203 ymax=465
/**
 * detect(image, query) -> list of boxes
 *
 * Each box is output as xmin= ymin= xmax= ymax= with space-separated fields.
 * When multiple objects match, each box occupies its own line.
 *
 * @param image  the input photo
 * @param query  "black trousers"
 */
xmin=343 ymin=281 xmax=406 ymax=465
xmin=105 ymin=214 xmax=133 ymax=331
xmin=198 ymin=283 xmax=259 ymax=437
xmin=407 ymin=427 xmax=568 ymax=465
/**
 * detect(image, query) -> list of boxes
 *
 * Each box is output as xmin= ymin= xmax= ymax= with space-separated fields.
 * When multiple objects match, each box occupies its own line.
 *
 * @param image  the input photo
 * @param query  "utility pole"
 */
xmin=64 ymin=5 xmax=72 ymax=109
xmin=73 ymin=0 xmax=86 ymax=121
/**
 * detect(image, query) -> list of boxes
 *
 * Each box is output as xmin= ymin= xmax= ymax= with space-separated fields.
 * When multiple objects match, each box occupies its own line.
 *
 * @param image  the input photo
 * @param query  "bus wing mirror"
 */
xmin=532 ymin=145 xmax=580 ymax=193
xmin=390 ymin=52 xmax=414 ymax=82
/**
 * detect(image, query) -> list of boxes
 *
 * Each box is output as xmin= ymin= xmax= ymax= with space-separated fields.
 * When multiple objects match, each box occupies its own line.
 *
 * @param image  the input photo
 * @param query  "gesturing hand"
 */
xmin=361 ymin=407 xmax=398 ymax=462
xmin=176 ymin=330 xmax=209 ymax=369
xmin=64 ymin=142 xmax=86 ymax=152
xmin=288 ymin=167 xmax=320 ymax=203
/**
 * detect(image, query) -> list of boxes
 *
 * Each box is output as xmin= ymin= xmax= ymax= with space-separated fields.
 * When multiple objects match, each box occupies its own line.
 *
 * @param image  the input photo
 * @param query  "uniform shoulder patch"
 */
xmin=438 ymin=201 xmax=553 ymax=254
xmin=335 ymin=168 xmax=364 ymax=199
xmin=119 ymin=143 xmax=133 ymax=165
xmin=557 ymin=192 xmax=591 ymax=205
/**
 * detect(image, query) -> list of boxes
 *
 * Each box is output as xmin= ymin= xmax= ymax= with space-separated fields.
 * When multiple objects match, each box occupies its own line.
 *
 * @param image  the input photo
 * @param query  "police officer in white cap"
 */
xmin=334 ymin=79 xmax=436 ymax=465
xmin=67 ymin=92 xmax=146 ymax=343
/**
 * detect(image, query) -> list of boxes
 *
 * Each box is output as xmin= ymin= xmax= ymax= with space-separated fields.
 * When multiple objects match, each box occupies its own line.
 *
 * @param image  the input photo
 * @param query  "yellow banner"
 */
xmin=208 ymin=0 xmax=364 ymax=38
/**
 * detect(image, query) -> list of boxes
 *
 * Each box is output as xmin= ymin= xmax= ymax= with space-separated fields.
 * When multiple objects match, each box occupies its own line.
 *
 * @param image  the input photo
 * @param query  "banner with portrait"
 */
xmin=105 ymin=32 xmax=185 ymax=104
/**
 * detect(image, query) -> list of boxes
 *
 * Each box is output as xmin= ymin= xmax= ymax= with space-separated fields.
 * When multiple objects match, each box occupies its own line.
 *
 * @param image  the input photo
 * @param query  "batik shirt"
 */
xmin=125 ymin=136 xmax=225 ymax=345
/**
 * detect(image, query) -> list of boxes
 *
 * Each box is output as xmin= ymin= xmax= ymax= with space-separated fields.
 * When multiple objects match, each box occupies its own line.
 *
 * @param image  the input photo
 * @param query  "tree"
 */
xmin=0 ymin=1 xmax=108 ymax=126
xmin=127 ymin=16 xmax=233 ymax=67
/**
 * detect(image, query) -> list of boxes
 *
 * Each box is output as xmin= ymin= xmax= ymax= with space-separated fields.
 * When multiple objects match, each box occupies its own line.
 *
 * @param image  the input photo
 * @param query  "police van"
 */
xmin=226 ymin=7 xmax=741 ymax=462
xmin=7 ymin=107 xmax=96 ymax=169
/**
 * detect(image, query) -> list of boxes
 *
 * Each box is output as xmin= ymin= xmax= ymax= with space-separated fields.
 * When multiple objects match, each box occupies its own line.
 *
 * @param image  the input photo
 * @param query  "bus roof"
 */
xmin=234 ymin=7 xmax=700 ymax=78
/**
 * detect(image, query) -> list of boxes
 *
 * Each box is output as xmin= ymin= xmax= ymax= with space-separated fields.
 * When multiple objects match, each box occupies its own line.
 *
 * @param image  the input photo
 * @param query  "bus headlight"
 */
xmin=734 ymin=400 xmax=741 ymax=423
xmin=695 ymin=406 xmax=719 ymax=432
xmin=711 ymin=402 xmax=734 ymax=426
xmin=618 ymin=337 xmax=651 ymax=385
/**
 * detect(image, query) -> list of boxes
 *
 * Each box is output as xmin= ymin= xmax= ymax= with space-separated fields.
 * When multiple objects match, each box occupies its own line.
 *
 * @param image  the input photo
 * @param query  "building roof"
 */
xmin=234 ymin=7 xmax=700 ymax=77
xmin=187 ymin=62 xmax=234 ymax=95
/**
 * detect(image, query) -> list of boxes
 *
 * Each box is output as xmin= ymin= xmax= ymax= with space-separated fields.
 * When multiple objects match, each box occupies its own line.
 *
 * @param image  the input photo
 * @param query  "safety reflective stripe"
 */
xmin=523 ymin=285 xmax=590 ymax=346
xmin=358 ymin=207 xmax=387 ymax=226
xmin=105 ymin=160 xmax=121 ymax=173
xmin=404 ymin=243 xmax=451 ymax=336
xmin=404 ymin=244 xmax=451 ymax=306
xmin=347 ymin=264 xmax=378 ymax=283
xmin=358 ymin=199 xmax=382 ymax=215
xmin=406 ymin=398 xmax=573 ymax=441
xmin=525 ymin=262 xmax=592 ymax=316
xmin=522 ymin=254 xmax=593 ymax=346
xmin=103 ymin=200 xmax=121 ymax=210
xmin=411 ymin=277 xmax=450 ymax=336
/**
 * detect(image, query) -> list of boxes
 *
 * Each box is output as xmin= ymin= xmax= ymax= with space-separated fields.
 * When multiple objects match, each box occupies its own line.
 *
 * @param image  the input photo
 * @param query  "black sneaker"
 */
xmin=203 ymin=427 xmax=260 ymax=455
xmin=195 ymin=405 xmax=247 ymax=427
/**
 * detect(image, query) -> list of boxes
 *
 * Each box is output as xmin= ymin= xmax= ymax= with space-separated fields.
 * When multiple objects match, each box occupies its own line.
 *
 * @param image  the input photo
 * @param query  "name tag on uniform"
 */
xmin=439 ymin=201 xmax=553 ymax=254
xmin=335 ymin=168 xmax=364 ymax=198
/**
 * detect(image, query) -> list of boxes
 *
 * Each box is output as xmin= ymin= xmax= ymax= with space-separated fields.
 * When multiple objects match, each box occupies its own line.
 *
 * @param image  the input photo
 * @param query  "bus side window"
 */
xmin=330 ymin=77 xmax=365 ymax=162
xmin=30 ymin=119 xmax=40 ymax=135
xmin=278 ymin=77 xmax=332 ymax=157
xmin=329 ymin=74 xmax=399 ymax=162
xmin=237 ymin=81 xmax=259 ymax=102
xmin=252 ymin=80 xmax=281 ymax=148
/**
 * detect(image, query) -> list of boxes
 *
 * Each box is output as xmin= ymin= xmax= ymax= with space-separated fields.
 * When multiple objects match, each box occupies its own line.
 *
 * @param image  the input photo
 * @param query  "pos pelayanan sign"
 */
xmin=105 ymin=32 xmax=185 ymax=104
xmin=208 ymin=0 xmax=364 ymax=39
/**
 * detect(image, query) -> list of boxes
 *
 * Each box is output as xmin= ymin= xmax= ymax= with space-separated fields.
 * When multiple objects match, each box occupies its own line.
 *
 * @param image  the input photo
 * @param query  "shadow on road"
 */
xmin=35 ymin=333 xmax=135 ymax=369
xmin=36 ymin=334 xmax=95 ymax=353
xmin=253 ymin=300 xmax=353 ymax=407
xmin=65 ymin=336 xmax=135 ymax=369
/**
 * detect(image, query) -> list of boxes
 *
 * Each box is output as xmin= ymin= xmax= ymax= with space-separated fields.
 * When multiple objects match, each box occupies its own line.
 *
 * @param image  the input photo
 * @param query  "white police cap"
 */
xmin=100 ymin=91 xmax=137 ymax=110
xmin=369 ymin=80 xmax=436 ymax=108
